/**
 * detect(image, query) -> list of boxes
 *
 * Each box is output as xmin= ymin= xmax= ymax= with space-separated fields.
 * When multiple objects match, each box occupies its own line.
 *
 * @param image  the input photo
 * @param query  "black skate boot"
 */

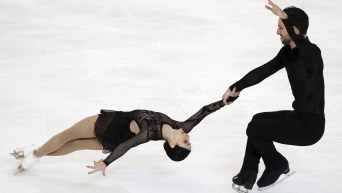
xmin=232 ymin=170 xmax=257 ymax=193
xmin=257 ymin=164 xmax=295 ymax=191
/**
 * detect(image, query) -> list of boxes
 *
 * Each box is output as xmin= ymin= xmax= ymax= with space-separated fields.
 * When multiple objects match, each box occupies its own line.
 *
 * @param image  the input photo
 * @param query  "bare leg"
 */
xmin=35 ymin=115 xmax=99 ymax=157
xmin=47 ymin=138 xmax=102 ymax=156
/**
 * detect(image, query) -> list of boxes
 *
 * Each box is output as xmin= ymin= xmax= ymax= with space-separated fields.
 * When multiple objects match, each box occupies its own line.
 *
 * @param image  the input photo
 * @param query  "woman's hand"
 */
xmin=265 ymin=0 xmax=288 ymax=19
xmin=87 ymin=159 xmax=107 ymax=176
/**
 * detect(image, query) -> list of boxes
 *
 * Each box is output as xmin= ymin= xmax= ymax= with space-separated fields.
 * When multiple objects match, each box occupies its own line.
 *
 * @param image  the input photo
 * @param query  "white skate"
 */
xmin=14 ymin=147 xmax=40 ymax=175
xmin=258 ymin=170 xmax=296 ymax=191
xmin=10 ymin=145 xmax=37 ymax=159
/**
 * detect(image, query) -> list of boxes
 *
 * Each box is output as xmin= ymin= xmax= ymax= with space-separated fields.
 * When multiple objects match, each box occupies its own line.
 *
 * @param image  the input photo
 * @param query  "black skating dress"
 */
xmin=94 ymin=100 xmax=224 ymax=166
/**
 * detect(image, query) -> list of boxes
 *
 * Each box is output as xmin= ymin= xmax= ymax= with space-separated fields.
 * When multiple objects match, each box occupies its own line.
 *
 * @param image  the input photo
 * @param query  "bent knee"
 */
xmin=246 ymin=122 xmax=258 ymax=137
xmin=251 ymin=113 xmax=266 ymax=121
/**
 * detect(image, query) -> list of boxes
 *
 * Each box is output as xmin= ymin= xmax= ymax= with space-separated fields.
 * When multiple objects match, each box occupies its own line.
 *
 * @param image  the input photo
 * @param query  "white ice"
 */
xmin=1 ymin=0 xmax=341 ymax=193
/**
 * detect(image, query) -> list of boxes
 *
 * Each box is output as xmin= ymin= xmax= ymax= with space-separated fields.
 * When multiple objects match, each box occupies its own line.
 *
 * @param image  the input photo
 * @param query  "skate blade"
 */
xmin=9 ymin=151 xmax=24 ymax=159
xmin=13 ymin=165 xmax=25 ymax=176
xmin=232 ymin=183 xmax=249 ymax=193
xmin=258 ymin=170 xmax=296 ymax=191
xmin=9 ymin=152 xmax=18 ymax=159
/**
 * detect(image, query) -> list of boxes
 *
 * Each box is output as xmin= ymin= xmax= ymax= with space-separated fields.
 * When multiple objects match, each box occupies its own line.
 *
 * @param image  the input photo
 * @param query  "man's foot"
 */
xmin=232 ymin=170 xmax=257 ymax=192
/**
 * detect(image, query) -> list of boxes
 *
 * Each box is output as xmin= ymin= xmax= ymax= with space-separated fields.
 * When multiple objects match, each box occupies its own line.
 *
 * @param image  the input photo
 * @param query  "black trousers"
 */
xmin=240 ymin=110 xmax=325 ymax=172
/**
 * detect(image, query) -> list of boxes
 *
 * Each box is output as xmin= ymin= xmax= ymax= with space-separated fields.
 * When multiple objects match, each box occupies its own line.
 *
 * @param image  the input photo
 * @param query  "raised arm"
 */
xmin=265 ymin=0 xmax=307 ymax=46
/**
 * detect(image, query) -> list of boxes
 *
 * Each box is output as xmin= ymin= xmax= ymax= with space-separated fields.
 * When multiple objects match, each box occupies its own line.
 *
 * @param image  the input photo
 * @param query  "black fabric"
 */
xmin=230 ymin=16 xmax=325 ymax=176
xmin=283 ymin=7 xmax=309 ymax=34
xmin=226 ymin=96 xmax=239 ymax=103
xmin=95 ymin=100 xmax=224 ymax=166
xmin=241 ymin=111 xmax=325 ymax=171
xmin=102 ymin=111 xmax=135 ymax=150
xmin=257 ymin=164 xmax=290 ymax=187
xmin=229 ymin=19 xmax=324 ymax=114
xmin=232 ymin=170 xmax=258 ymax=190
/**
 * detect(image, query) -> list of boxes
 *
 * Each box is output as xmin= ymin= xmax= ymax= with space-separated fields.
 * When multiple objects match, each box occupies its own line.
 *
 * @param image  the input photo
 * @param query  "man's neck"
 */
xmin=290 ymin=34 xmax=307 ymax=49
xmin=290 ymin=41 xmax=297 ymax=49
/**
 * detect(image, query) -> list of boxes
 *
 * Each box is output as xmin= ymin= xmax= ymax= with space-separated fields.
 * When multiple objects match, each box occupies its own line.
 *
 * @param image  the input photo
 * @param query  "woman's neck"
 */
xmin=162 ymin=124 xmax=174 ymax=141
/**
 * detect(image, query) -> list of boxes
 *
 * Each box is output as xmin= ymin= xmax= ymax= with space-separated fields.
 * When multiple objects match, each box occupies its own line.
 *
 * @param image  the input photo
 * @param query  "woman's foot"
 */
xmin=10 ymin=145 xmax=38 ymax=159
xmin=17 ymin=150 xmax=40 ymax=173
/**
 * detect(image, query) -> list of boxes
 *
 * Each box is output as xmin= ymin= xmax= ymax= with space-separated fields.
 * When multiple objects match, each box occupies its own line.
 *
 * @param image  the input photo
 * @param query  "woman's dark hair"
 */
xmin=283 ymin=6 xmax=309 ymax=34
xmin=163 ymin=142 xmax=191 ymax=161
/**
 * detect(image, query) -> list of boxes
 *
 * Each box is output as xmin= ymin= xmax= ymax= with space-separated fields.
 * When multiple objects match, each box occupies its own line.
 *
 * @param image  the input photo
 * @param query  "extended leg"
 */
xmin=46 ymin=138 xmax=102 ymax=156
xmin=35 ymin=115 xmax=99 ymax=157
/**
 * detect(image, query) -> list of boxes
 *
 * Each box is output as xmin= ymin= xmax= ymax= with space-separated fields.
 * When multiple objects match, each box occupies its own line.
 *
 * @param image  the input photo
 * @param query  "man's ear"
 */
xmin=293 ymin=26 xmax=300 ymax=35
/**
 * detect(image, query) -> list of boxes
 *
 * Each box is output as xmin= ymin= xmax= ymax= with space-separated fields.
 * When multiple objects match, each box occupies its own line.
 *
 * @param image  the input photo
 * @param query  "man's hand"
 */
xmin=87 ymin=159 xmax=107 ymax=176
xmin=265 ymin=0 xmax=288 ymax=19
xmin=222 ymin=87 xmax=240 ymax=106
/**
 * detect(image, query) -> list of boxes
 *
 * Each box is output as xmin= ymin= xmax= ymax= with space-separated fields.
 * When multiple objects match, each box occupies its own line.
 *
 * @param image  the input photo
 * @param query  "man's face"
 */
xmin=276 ymin=18 xmax=292 ymax=45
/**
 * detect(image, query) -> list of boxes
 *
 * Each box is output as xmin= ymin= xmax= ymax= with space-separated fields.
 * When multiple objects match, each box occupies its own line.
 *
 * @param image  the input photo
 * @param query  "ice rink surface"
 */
xmin=1 ymin=0 xmax=341 ymax=192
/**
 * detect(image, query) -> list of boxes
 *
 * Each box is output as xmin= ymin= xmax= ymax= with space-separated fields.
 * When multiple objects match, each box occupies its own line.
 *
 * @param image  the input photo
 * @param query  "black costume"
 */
xmin=94 ymin=100 xmax=224 ymax=166
xmin=230 ymin=17 xmax=325 ymax=186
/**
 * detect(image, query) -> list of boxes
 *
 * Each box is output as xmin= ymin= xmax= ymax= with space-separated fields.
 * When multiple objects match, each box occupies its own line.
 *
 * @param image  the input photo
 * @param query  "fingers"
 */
xmin=87 ymin=160 xmax=106 ymax=176
xmin=265 ymin=0 xmax=278 ymax=12
xmin=88 ymin=169 xmax=97 ymax=174
xmin=222 ymin=87 xmax=240 ymax=105
xmin=230 ymin=87 xmax=240 ymax=97
xmin=268 ymin=0 xmax=275 ymax=6
xmin=265 ymin=5 xmax=272 ymax=10
xmin=222 ymin=88 xmax=230 ymax=105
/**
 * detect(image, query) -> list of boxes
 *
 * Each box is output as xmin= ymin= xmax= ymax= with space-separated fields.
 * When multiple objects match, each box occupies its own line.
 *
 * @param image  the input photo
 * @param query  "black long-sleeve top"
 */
xmin=230 ymin=17 xmax=324 ymax=114
xmin=101 ymin=100 xmax=224 ymax=166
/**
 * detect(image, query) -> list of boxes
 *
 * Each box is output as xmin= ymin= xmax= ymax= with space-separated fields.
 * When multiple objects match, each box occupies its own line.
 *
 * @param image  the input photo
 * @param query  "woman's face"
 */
xmin=174 ymin=128 xmax=191 ymax=150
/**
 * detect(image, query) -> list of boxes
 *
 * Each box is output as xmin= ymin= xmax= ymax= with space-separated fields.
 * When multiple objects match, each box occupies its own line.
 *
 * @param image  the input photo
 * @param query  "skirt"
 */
xmin=94 ymin=110 xmax=135 ymax=153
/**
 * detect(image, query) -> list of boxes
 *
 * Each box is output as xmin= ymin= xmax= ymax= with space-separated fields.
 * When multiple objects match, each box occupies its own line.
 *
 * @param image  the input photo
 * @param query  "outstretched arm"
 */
xmin=87 ymin=130 xmax=149 ymax=175
xmin=103 ymin=130 xmax=148 ymax=166
xmin=174 ymin=100 xmax=225 ymax=134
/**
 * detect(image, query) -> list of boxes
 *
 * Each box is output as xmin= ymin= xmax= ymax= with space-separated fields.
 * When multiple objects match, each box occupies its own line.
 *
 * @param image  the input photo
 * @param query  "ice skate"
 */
xmin=232 ymin=183 xmax=250 ymax=193
xmin=232 ymin=170 xmax=257 ymax=193
xmin=257 ymin=165 xmax=295 ymax=191
xmin=14 ymin=149 xmax=40 ymax=174
xmin=9 ymin=145 xmax=37 ymax=159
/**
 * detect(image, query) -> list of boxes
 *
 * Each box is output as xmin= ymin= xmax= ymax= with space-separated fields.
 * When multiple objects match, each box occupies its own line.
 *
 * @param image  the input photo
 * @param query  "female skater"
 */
xmin=12 ymin=96 xmax=238 ymax=175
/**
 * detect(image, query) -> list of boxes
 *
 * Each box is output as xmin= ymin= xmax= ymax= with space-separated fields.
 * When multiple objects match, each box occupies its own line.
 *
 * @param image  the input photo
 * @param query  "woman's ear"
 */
xmin=170 ymin=135 xmax=176 ymax=148
xmin=170 ymin=141 xmax=176 ymax=148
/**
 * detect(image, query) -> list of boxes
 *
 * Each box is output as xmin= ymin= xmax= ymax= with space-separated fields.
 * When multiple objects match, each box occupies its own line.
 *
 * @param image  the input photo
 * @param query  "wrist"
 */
xmin=279 ymin=11 xmax=288 ymax=19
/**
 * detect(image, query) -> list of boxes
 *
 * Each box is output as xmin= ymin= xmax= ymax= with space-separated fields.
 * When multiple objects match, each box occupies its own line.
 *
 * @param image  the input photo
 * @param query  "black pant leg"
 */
xmin=239 ymin=111 xmax=291 ymax=171
xmin=240 ymin=138 xmax=261 ymax=171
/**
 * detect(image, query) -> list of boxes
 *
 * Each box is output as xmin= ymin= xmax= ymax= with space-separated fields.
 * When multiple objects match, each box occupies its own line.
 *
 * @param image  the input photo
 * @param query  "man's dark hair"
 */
xmin=283 ymin=6 xmax=309 ymax=34
xmin=163 ymin=142 xmax=191 ymax=161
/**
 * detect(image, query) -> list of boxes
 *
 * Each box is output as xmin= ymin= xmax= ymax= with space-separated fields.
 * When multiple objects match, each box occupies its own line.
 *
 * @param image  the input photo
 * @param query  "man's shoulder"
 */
xmin=301 ymin=40 xmax=321 ymax=55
